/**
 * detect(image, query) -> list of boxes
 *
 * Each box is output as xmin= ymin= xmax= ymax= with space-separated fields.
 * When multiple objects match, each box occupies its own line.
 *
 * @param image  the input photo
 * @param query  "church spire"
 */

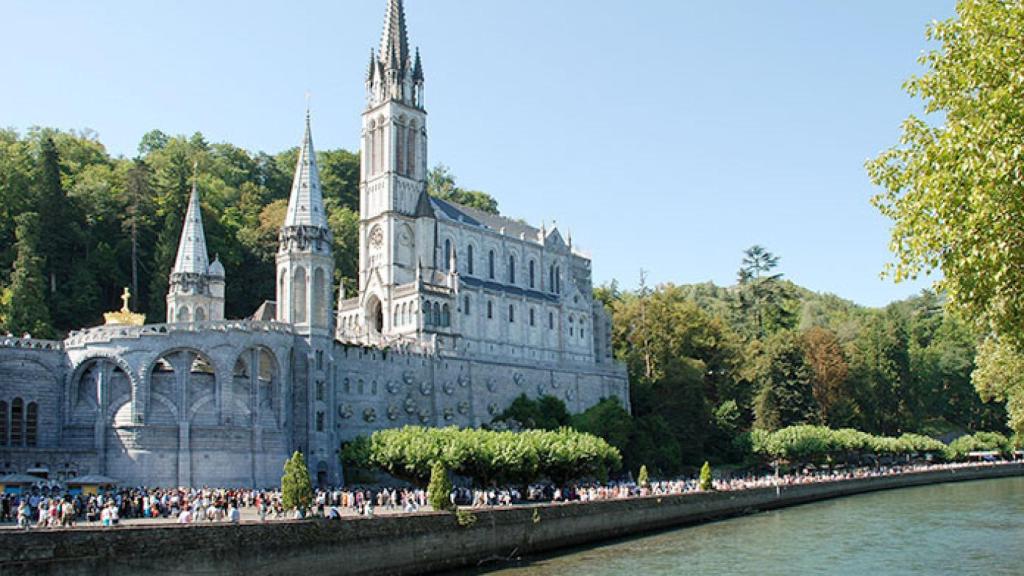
xmin=380 ymin=0 xmax=410 ymax=72
xmin=172 ymin=162 xmax=210 ymax=275
xmin=284 ymin=110 xmax=328 ymax=229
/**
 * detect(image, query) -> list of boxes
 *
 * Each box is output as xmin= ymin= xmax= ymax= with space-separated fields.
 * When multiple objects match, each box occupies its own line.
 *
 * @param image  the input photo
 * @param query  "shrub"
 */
xmin=281 ymin=451 xmax=314 ymax=512
xmin=699 ymin=461 xmax=713 ymax=491
xmin=427 ymin=461 xmax=453 ymax=512
xmin=638 ymin=464 xmax=649 ymax=488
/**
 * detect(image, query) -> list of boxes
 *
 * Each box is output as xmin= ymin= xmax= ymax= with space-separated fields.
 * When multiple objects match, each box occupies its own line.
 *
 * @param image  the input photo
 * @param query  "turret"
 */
xmin=166 ymin=164 xmax=225 ymax=323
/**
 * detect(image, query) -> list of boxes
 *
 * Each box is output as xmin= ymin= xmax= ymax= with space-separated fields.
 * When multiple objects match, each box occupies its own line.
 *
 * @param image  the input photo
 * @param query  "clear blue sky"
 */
xmin=3 ymin=0 xmax=954 ymax=307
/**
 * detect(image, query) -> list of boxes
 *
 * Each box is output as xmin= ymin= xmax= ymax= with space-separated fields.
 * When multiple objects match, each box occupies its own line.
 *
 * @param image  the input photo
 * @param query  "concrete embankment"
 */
xmin=2 ymin=464 xmax=1021 ymax=576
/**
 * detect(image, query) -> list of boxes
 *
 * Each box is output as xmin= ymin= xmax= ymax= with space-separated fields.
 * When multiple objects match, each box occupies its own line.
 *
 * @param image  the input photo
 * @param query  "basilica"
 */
xmin=0 ymin=0 xmax=629 ymax=488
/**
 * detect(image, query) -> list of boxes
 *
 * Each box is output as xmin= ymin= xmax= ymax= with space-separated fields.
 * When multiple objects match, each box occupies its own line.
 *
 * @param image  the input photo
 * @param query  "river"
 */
xmin=457 ymin=476 xmax=1024 ymax=576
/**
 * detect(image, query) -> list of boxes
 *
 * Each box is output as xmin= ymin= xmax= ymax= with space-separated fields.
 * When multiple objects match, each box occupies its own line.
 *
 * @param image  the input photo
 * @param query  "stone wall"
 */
xmin=1 ymin=464 xmax=1020 ymax=576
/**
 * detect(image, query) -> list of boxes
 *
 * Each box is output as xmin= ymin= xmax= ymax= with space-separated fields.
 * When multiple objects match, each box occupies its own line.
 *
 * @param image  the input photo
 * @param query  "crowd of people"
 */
xmin=0 ymin=458 xmax=1015 ymax=530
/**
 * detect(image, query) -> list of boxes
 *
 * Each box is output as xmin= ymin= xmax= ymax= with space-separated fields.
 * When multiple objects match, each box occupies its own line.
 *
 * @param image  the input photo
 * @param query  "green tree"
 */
xmin=754 ymin=331 xmax=817 ymax=431
xmin=736 ymin=245 xmax=795 ymax=339
xmin=866 ymin=1 xmax=1024 ymax=432
xmin=699 ymin=461 xmax=713 ymax=491
xmin=428 ymin=461 xmax=454 ymax=512
xmin=637 ymin=464 xmax=649 ymax=488
xmin=281 ymin=451 xmax=314 ymax=512
xmin=0 ymin=213 xmax=53 ymax=338
xmin=427 ymin=164 xmax=499 ymax=214
xmin=495 ymin=394 xmax=571 ymax=431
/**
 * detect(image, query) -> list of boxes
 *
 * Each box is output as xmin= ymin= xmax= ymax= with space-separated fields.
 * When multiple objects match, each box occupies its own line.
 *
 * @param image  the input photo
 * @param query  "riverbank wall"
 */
xmin=2 ymin=463 xmax=1022 ymax=576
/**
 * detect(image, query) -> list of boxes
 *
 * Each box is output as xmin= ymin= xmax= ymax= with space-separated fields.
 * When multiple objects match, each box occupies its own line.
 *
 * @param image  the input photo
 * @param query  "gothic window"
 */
xmin=442 ymin=304 xmax=451 ymax=327
xmin=358 ymin=379 xmax=365 ymax=395
xmin=529 ymin=260 xmax=536 ymax=289
xmin=10 ymin=398 xmax=23 ymax=446
xmin=316 ymin=411 xmax=325 ymax=432
xmin=177 ymin=306 xmax=191 ymax=323
xmin=549 ymin=265 xmax=555 ymax=293
xmin=433 ymin=302 xmax=441 ymax=326
xmin=292 ymin=267 xmax=307 ymax=323
xmin=396 ymin=124 xmax=406 ymax=175
xmin=393 ymin=306 xmax=400 ymax=327
xmin=467 ymin=245 xmax=475 ymax=275
xmin=487 ymin=301 xmax=493 ymax=319
xmin=424 ymin=300 xmax=432 ymax=325
xmin=343 ymin=378 xmax=351 ymax=394
xmin=464 ymin=295 xmax=470 ymax=315
xmin=368 ymin=123 xmax=377 ymax=176
xmin=530 ymin=308 xmax=536 ymax=327
xmin=316 ymin=381 xmax=325 ymax=402
xmin=509 ymin=304 xmax=515 ymax=323
xmin=508 ymin=255 xmax=516 ymax=284
xmin=195 ymin=307 xmax=206 ymax=322
xmin=407 ymin=122 xmax=416 ymax=177
xmin=316 ymin=350 xmax=324 ymax=370
xmin=26 ymin=402 xmax=37 ymax=447
xmin=556 ymin=267 xmax=562 ymax=294
xmin=569 ymin=315 xmax=574 ymax=336
xmin=444 ymin=239 xmax=452 ymax=270
xmin=549 ymin=312 xmax=554 ymax=329
xmin=313 ymin=268 xmax=328 ymax=327
xmin=372 ymin=381 xmax=378 ymax=395
xmin=0 ymin=401 xmax=7 ymax=446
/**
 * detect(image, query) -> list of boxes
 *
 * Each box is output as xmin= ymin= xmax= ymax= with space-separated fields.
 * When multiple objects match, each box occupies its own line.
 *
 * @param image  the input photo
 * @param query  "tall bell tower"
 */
xmin=357 ymin=0 xmax=434 ymax=336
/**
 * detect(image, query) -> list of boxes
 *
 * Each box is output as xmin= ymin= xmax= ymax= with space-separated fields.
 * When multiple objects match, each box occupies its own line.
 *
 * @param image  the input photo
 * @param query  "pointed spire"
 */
xmin=172 ymin=162 xmax=210 ymax=275
xmin=380 ymin=0 xmax=410 ymax=71
xmin=284 ymin=110 xmax=328 ymax=229
xmin=366 ymin=48 xmax=377 ymax=82
xmin=412 ymin=47 xmax=424 ymax=82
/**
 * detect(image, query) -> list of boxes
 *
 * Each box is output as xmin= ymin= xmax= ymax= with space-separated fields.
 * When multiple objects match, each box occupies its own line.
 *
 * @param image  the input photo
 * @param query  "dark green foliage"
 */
xmin=0 ymin=213 xmax=53 ymax=337
xmin=496 ymin=394 xmax=571 ymax=431
xmin=281 ymin=451 xmax=313 ymax=512
xmin=428 ymin=461 xmax=453 ymax=512
xmin=427 ymin=164 xmax=499 ymax=214
xmin=754 ymin=330 xmax=817 ymax=431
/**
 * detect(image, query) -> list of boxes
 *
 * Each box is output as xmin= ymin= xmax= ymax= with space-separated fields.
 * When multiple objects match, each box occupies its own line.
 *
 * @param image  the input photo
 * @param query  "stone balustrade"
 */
xmin=63 ymin=320 xmax=294 ymax=348
xmin=0 ymin=337 xmax=64 ymax=350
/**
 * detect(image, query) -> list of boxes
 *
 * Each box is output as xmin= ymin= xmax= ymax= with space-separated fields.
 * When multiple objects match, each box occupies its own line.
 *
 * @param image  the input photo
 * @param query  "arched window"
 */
xmin=487 ymin=301 xmax=493 ymax=319
xmin=424 ymin=300 xmax=433 ymax=325
xmin=368 ymin=122 xmax=377 ymax=176
xmin=377 ymin=124 xmax=386 ymax=174
xmin=467 ymin=245 xmax=475 ymax=275
xmin=549 ymin=311 xmax=554 ymax=329
xmin=407 ymin=123 xmax=416 ymax=177
xmin=177 ymin=306 xmax=191 ymax=323
xmin=401 ymin=303 xmax=408 ymax=325
xmin=529 ymin=260 xmax=536 ymax=289
xmin=442 ymin=304 xmax=451 ymax=327
xmin=313 ymin=267 xmax=328 ymax=327
xmin=26 ymin=402 xmax=37 ymax=447
xmin=10 ymin=398 xmax=23 ymax=446
xmin=0 ymin=400 xmax=7 ymax=446
xmin=550 ymin=265 xmax=555 ymax=292
xmin=396 ymin=124 xmax=406 ymax=175
xmin=316 ymin=411 xmax=325 ymax=432
xmin=463 ymin=295 xmax=470 ymax=315
xmin=293 ymin=267 xmax=307 ymax=323
xmin=556 ymin=267 xmax=562 ymax=294
xmin=488 ymin=250 xmax=495 ymax=279
xmin=529 ymin=308 xmax=536 ymax=327
xmin=508 ymin=255 xmax=516 ymax=284
xmin=569 ymin=315 xmax=574 ymax=336
xmin=509 ymin=304 xmax=515 ymax=323
xmin=433 ymin=302 xmax=441 ymax=326
xmin=444 ymin=239 xmax=452 ymax=270
xmin=393 ymin=306 xmax=400 ymax=327
xmin=195 ymin=307 xmax=206 ymax=322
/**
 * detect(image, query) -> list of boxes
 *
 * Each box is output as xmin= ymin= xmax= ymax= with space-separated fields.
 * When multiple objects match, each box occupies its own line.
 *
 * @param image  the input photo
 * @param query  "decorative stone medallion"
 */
xmin=457 ymin=400 xmax=470 ymax=415
xmin=338 ymin=403 xmax=354 ymax=419
xmin=387 ymin=404 xmax=400 ymax=421
xmin=443 ymin=381 xmax=455 ymax=395
xmin=386 ymin=380 xmax=400 ymax=395
xmin=420 ymin=381 xmax=433 ymax=395
xmin=363 ymin=407 xmax=377 ymax=423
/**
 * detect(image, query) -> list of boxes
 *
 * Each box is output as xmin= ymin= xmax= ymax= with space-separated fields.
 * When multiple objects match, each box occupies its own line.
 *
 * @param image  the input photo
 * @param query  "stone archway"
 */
xmin=367 ymin=295 xmax=384 ymax=335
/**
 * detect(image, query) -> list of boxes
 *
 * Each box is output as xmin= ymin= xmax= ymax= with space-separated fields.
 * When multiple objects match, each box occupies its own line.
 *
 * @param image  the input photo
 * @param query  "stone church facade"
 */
xmin=0 ymin=0 xmax=628 ymax=489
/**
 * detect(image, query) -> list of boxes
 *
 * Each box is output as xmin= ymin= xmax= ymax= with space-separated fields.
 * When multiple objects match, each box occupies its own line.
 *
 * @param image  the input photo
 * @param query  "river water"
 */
xmin=460 ymin=477 xmax=1024 ymax=576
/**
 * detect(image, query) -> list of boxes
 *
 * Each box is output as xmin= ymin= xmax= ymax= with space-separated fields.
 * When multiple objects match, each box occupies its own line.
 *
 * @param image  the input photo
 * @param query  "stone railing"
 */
xmin=0 ymin=336 xmax=64 ymax=351
xmin=64 ymin=320 xmax=294 ymax=348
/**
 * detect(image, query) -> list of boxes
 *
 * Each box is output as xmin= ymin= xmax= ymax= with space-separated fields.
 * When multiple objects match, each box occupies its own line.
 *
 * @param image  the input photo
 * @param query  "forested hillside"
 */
xmin=0 ymin=128 xmax=491 ymax=337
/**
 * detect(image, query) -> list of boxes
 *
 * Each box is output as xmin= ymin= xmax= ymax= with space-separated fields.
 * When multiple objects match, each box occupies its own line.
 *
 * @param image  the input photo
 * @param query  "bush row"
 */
xmin=750 ymin=425 xmax=1012 ymax=464
xmin=342 ymin=425 xmax=622 ymax=487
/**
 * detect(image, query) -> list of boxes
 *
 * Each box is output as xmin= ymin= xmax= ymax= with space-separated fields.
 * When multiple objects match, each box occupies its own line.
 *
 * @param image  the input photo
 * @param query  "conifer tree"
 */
xmin=699 ymin=461 xmax=713 ymax=491
xmin=34 ymin=136 xmax=81 ymax=330
xmin=0 ymin=212 xmax=53 ymax=338
xmin=427 ymin=461 xmax=453 ymax=512
xmin=281 ymin=451 xmax=314 ymax=513
xmin=637 ymin=464 xmax=649 ymax=488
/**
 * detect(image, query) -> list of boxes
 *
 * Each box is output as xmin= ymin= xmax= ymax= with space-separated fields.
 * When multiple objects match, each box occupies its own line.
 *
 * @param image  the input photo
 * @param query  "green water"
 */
xmin=464 ymin=477 xmax=1024 ymax=576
